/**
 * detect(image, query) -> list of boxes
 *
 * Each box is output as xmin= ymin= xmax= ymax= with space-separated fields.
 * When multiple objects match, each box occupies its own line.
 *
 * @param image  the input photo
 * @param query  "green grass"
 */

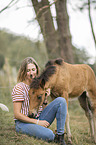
xmin=0 ymin=89 xmax=96 ymax=145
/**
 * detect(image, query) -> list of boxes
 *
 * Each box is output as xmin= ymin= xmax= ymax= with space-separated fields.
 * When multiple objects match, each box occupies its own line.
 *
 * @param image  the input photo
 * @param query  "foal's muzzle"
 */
xmin=28 ymin=113 xmax=37 ymax=118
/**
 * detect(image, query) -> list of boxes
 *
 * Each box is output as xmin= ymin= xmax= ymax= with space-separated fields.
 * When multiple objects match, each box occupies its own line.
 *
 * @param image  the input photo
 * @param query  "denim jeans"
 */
xmin=15 ymin=97 xmax=67 ymax=141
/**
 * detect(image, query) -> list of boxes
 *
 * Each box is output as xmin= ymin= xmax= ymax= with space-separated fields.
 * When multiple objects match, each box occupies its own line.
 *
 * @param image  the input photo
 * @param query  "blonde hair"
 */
xmin=17 ymin=57 xmax=40 ymax=82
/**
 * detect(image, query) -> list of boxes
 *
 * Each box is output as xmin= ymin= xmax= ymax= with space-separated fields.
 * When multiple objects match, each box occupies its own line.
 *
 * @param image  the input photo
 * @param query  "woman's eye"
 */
xmin=32 ymin=68 xmax=35 ymax=71
xmin=37 ymin=95 xmax=42 ymax=100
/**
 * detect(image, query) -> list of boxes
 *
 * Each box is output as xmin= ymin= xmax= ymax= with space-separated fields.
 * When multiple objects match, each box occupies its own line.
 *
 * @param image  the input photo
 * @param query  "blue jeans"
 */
xmin=15 ymin=97 xmax=67 ymax=141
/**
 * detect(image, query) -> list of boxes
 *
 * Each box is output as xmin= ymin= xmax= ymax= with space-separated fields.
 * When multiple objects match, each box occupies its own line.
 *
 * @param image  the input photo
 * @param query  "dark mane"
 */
xmin=45 ymin=58 xmax=63 ymax=67
xmin=30 ymin=77 xmax=41 ymax=89
xmin=30 ymin=65 xmax=56 ymax=89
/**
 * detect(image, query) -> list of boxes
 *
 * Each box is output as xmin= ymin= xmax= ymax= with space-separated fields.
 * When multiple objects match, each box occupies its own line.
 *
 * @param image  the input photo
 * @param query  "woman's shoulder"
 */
xmin=12 ymin=82 xmax=30 ymax=93
xmin=12 ymin=82 xmax=24 ymax=90
xmin=14 ymin=82 xmax=23 ymax=88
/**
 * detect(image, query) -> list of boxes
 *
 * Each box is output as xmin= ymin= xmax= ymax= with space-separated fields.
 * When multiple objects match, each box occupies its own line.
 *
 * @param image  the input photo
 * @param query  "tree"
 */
xmin=1 ymin=0 xmax=95 ymax=63
xmin=31 ymin=0 xmax=74 ymax=63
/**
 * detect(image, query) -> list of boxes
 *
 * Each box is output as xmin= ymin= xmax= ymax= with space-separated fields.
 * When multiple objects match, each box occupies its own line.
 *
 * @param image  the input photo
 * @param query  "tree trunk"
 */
xmin=31 ymin=0 xmax=59 ymax=59
xmin=56 ymin=0 xmax=74 ymax=63
xmin=88 ymin=0 xmax=96 ymax=47
xmin=31 ymin=0 xmax=74 ymax=63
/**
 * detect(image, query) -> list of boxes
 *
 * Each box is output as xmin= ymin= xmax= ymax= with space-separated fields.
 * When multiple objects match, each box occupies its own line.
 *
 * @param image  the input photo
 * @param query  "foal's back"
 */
xmin=46 ymin=59 xmax=96 ymax=98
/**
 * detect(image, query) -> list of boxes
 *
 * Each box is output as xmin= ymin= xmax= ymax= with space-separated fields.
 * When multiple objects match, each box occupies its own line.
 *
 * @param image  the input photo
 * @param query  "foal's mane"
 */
xmin=30 ymin=65 xmax=56 ymax=89
xmin=30 ymin=58 xmax=63 ymax=89
xmin=45 ymin=58 xmax=63 ymax=67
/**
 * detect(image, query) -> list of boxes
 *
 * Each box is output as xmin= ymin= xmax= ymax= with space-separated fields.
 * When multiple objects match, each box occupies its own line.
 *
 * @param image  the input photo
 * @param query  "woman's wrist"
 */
xmin=36 ymin=119 xmax=39 ymax=124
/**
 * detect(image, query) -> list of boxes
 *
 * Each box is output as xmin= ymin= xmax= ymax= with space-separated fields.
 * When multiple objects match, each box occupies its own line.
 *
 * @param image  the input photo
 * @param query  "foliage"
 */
xmin=73 ymin=46 xmax=90 ymax=64
xmin=0 ymin=29 xmax=48 ymax=70
xmin=72 ymin=45 xmax=96 ymax=74
xmin=76 ymin=0 xmax=96 ymax=11
xmin=0 ymin=29 xmax=95 ymax=74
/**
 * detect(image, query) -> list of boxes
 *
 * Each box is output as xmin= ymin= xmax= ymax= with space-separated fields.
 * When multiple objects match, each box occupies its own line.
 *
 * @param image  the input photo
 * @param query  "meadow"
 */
xmin=0 ymin=71 xmax=95 ymax=145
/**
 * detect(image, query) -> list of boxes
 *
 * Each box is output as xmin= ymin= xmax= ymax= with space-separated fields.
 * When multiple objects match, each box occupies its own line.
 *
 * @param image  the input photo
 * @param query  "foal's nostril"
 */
xmin=29 ymin=113 xmax=36 ymax=118
xmin=38 ymin=95 xmax=42 ymax=99
xmin=31 ymin=113 xmax=35 ymax=117
xmin=30 ymin=74 xmax=33 ymax=78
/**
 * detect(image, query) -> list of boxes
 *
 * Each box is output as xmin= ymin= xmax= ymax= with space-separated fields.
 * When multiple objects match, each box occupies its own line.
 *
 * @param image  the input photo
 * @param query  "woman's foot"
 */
xmin=54 ymin=133 xmax=66 ymax=145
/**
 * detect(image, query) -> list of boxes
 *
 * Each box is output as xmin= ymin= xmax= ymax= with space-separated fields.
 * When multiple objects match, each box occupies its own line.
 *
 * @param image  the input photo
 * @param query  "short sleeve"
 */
xmin=12 ymin=83 xmax=24 ymax=102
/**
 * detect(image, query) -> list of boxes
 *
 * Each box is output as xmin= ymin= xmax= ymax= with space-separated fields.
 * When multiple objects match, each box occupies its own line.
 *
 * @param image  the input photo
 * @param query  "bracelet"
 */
xmin=36 ymin=119 xmax=39 ymax=125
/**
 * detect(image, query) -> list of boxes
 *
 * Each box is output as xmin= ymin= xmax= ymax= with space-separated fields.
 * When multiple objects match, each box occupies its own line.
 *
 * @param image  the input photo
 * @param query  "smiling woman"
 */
xmin=11 ymin=57 xmax=67 ymax=145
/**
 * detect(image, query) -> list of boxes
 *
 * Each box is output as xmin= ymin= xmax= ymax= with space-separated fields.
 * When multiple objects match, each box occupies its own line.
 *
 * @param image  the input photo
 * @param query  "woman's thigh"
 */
xmin=15 ymin=120 xmax=55 ymax=141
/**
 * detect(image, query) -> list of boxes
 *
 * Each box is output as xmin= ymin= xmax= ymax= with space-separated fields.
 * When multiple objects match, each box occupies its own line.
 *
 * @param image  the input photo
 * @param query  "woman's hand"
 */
xmin=45 ymin=88 xmax=50 ymax=97
xmin=38 ymin=120 xmax=50 ymax=128
xmin=43 ymin=88 xmax=50 ymax=108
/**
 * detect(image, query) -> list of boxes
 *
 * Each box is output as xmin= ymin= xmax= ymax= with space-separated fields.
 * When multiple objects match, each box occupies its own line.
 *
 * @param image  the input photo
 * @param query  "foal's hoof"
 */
xmin=67 ymin=139 xmax=73 ymax=145
xmin=67 ymin=142 xmax=73 ymax=145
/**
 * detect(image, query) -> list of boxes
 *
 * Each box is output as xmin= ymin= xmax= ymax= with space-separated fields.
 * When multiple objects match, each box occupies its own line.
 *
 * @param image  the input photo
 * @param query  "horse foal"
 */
xmin=29 ymin=58 xmax=96 ymax=144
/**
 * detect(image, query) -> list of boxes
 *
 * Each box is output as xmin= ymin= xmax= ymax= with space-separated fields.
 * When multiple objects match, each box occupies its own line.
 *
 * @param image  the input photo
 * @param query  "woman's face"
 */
xmin=26 ymin=63 xmax=37 ymax=81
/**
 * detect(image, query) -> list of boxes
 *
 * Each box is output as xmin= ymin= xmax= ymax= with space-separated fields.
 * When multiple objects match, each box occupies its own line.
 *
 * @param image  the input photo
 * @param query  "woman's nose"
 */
xmin=30 ymin=70 xmax=33 ymax=74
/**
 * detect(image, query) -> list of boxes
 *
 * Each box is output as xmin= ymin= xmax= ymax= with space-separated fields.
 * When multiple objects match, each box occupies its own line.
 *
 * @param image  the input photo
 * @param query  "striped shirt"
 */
xmin=12 ymin=82 xmax=43 ymax=120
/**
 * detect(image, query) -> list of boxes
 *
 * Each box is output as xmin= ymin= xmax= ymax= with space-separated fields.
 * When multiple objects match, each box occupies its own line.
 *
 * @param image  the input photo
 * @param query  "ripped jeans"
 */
xmin=15 ymin=97 xmax=67 ymax=142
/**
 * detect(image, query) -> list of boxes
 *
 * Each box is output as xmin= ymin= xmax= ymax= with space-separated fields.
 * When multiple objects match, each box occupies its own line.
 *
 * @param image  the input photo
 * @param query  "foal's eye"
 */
xmin=37 ymin=95 xmax=42 ymax=100
xmin=32 ymin=91 xmax=35 ymax=95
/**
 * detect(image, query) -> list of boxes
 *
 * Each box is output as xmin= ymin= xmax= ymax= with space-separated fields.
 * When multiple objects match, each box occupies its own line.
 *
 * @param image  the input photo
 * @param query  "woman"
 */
xmin=12 ymin=57 xmax=67 ymax=145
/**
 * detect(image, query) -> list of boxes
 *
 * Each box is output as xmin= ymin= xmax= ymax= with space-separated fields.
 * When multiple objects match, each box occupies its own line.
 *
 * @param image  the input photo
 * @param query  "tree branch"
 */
xmin=0 ymin=0 xmax=19 ymax=14
xmin=36 ymin=0 xmax=57 ymax=18
xmin=88 ymin=0 xmax=96 ymax=47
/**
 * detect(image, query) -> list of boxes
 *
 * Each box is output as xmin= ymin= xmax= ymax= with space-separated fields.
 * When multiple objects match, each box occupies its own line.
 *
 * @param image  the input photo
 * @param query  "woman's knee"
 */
xmin=55 ymin=97 xmax=67 ymax=105
xmin=42 ymin=129 xmax=55 ymax=141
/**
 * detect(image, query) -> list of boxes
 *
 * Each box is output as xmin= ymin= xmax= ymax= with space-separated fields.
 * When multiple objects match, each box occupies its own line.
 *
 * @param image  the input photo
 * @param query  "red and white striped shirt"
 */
xmin=12 ymin=82 xmax=43 ymax=120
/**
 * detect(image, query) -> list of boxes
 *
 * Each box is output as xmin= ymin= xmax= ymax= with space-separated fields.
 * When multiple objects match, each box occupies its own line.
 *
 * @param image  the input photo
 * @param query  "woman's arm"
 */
xmin=13 ymin=102 xmax=50 ymax=127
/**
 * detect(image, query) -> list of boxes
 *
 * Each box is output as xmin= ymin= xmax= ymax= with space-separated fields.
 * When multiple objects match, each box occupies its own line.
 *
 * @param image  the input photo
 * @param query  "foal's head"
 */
xmin=29 ymin=83 xmax=46 ymax=117
xmin=29 ymin=65 xmax=56 ymax=116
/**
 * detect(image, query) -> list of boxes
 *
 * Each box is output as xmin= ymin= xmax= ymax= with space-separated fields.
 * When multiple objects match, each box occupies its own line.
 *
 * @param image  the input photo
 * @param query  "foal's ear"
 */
xmin=40 ymin=78 xmax=45 ymax=89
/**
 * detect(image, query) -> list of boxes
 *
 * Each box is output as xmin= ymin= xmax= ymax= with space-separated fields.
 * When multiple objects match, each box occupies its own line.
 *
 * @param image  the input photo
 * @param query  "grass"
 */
xmin=0 ymin=84 xmax=96 ymax=145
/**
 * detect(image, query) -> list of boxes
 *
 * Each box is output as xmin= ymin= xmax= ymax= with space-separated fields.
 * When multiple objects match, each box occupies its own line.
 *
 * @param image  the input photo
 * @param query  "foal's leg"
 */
xmin=87 ymin=90 xmax=96 ymax=143
xmin=65 ymin=111 xmax=72 ymax=144
xmin=63 ymin=92 xmax=72 ymax=144
xmin=78 ymin=91 xmax=95 ymax=142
